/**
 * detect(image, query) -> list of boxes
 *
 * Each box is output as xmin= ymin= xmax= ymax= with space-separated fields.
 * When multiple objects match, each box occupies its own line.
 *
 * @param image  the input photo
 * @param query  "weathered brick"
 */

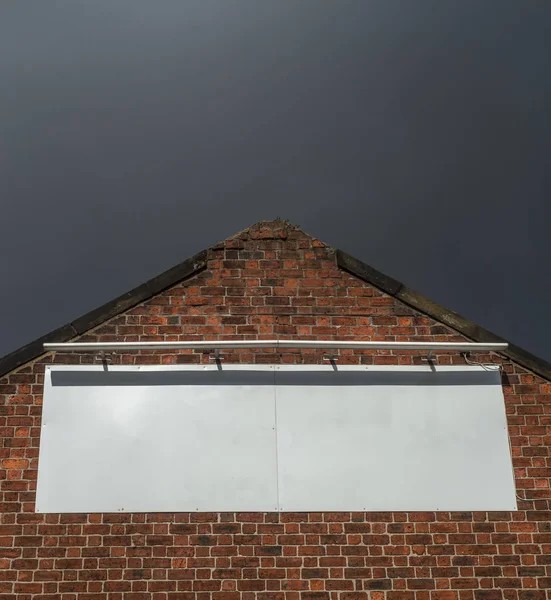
xmin=0 ymin=219 xmax=549 ymax=597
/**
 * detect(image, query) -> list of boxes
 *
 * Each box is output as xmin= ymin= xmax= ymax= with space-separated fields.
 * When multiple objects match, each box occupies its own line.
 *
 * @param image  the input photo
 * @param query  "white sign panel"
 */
xmin=36 ymin=365 xmax=279 ymax=513
xmin=36 ymin=364 xmax=516 ymax=512
xmin=274 ymin=366 xmax=517 ymax=511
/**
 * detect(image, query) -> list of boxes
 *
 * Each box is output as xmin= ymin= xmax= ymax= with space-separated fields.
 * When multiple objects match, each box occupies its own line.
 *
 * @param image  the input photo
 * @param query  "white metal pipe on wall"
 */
xmin=43 ymin=341 xmax=508 ymax=352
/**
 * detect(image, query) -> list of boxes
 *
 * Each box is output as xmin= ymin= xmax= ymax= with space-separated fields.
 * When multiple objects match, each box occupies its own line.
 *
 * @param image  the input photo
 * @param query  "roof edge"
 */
xmin=336 ymin=249 xmax=551 ymax=381
xmin=0 ymin=250 xmax=207 ymax=379
xmin=1 ymin=230 xmax=549 ymax=382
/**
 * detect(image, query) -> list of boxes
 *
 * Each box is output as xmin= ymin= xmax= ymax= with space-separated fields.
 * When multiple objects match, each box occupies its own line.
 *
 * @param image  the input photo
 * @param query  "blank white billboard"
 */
xmin=274 ymin=366 xmax=516 ymax=511
xmin=36 ymin=364 xmax=516 ymax=513
xmin=36 ymin=366 xmax=279 ymax=513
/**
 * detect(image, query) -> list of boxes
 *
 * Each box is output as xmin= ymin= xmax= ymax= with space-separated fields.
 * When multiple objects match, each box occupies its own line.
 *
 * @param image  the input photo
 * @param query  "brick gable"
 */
xmin=78 ymin=220 xmax=470 ymax=364
xmin=1 ymin=220 xmax=550 ymax=599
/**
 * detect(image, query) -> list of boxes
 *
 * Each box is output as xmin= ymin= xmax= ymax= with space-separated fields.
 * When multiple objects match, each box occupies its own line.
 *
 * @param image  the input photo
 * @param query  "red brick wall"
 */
xmin=1 ymin=221 xmax=550 ymax=600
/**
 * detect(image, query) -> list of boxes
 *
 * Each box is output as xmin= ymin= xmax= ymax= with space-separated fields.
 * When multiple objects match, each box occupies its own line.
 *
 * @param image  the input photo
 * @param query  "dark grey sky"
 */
xmin=1 ymin=1 xmax=550 ymax=362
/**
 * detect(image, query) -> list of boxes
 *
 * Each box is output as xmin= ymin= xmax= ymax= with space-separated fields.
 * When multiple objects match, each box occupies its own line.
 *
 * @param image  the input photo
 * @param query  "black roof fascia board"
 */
xmin=1 ymin=241 xmax=549 ymax=382
xmin=336 ymin=249 xmax=551 ymax=381
xmin=0 ymin=250 xmax=207 ymax=378
xmin=336 ymin=248 xmax=402 ymax=296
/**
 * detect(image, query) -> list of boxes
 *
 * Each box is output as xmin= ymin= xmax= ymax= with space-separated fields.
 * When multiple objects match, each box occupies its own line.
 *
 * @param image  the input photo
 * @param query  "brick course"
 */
xmin=1 ymin=221 xmax=550 ymax=599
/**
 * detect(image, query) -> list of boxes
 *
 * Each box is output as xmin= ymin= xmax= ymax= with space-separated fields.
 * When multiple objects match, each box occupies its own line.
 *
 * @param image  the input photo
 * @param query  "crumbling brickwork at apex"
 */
xmin=1 ymin=220 xmax=550 ymax=600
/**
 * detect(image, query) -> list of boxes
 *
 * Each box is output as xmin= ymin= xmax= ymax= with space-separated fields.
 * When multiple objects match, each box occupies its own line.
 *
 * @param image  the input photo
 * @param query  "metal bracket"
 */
xmin=421 ymin=351 xmax=436 ymax=364
xmin=94 ymin=351 xmax=115 ymax=364
xmin=95 ymin=351 xmax=115 ymax=370
xmin=323 ymin=351 xmax=338 ymax=362
xmin=209 ymin=349 xmax=224 ymax=361
xmin=323 ymin=351 xmax=339 ymax=370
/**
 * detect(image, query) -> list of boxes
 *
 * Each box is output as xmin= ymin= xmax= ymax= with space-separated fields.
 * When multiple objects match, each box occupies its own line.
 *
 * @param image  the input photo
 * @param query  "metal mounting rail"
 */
xmin=43 ymin=341 xmax=508 ymax=352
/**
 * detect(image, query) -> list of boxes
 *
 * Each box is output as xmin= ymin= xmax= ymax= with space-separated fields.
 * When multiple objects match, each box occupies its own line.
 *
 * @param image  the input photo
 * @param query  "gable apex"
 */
xmin=1 ymin=220 xmax=550 ymax=381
